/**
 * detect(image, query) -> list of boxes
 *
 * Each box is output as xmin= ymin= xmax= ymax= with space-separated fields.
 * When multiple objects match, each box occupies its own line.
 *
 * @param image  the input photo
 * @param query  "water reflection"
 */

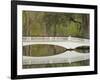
xmin=23 ymin=44 xmax=90 ymax=57
xmin=23 ymin=44 xmax=67 ymax=56
xmin=75 ymin=46 xmax=89 ymax=53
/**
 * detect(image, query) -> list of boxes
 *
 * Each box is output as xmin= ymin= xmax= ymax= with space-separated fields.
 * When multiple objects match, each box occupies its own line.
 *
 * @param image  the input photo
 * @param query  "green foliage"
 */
xmin=22 ymin=11 xmax=89 ymax=38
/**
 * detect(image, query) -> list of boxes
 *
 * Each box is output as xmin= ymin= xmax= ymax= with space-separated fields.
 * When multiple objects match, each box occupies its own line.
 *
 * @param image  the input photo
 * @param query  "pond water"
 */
xmin=23 ymin=60 xmax=90 ymax=69
xmin=23 ymin=44 xmax=67 ymax=56
xmin=75 ymin=46 xmax=89 ymax=53
xmin=23 ymin=44 xmax=89 ymax=57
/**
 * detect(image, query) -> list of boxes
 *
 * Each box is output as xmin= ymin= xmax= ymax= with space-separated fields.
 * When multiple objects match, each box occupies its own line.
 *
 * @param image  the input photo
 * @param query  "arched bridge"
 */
xmin=22 ymin=37 xmax=90 ymax=65
xmin=22 ymin=37 xmax=89 ymax=49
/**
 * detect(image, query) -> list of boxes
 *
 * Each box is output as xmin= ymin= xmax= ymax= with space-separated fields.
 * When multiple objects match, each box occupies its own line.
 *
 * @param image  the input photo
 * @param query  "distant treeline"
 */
xmin=22 ymin=11 xmax=89 ymax=38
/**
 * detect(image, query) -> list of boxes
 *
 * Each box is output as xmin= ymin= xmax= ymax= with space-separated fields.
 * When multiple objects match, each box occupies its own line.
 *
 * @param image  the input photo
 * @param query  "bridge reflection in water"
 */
xmin=22 ymin=37 xmax=90 ymax=67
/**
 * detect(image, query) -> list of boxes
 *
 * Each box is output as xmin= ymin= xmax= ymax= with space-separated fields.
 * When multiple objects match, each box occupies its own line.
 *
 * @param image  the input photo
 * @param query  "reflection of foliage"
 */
xmin=23 ymin=44 xmax=90 ymax=57
xmin=22 ymin=11 xmax=89 ymax=38
xmin=23 ymin=60 xmax=89 ymax=69
xmin=23 ymin=44 xmax=67 ymax=56
xmin=75 ymin=46 xmax=90 ymax=53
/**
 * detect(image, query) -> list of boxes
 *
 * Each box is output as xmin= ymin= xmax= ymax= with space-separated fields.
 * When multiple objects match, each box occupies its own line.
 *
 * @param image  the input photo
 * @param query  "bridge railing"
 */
xmin=22 ymin=37 xmax=89 ymax=43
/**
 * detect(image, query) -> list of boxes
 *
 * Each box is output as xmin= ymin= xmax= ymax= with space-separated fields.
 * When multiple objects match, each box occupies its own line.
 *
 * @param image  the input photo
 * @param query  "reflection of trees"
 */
xmin=23 ymin=44 xmax=67 ymax=56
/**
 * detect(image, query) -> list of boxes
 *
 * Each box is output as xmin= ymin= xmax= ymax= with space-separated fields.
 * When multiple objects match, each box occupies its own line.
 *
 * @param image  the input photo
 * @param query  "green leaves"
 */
xmin=22 ymin=11 xmax=89 ymax=38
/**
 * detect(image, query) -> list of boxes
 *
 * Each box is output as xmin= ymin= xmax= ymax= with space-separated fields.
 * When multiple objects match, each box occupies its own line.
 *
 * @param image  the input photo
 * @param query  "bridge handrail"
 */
xmin=22 ymin=37 xmax=89 ymax=43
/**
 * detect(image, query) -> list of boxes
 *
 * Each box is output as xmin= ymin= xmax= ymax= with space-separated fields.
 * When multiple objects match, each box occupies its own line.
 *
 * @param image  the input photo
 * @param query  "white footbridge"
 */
xmin=22 ymin=37 xmax=90 ymax=65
